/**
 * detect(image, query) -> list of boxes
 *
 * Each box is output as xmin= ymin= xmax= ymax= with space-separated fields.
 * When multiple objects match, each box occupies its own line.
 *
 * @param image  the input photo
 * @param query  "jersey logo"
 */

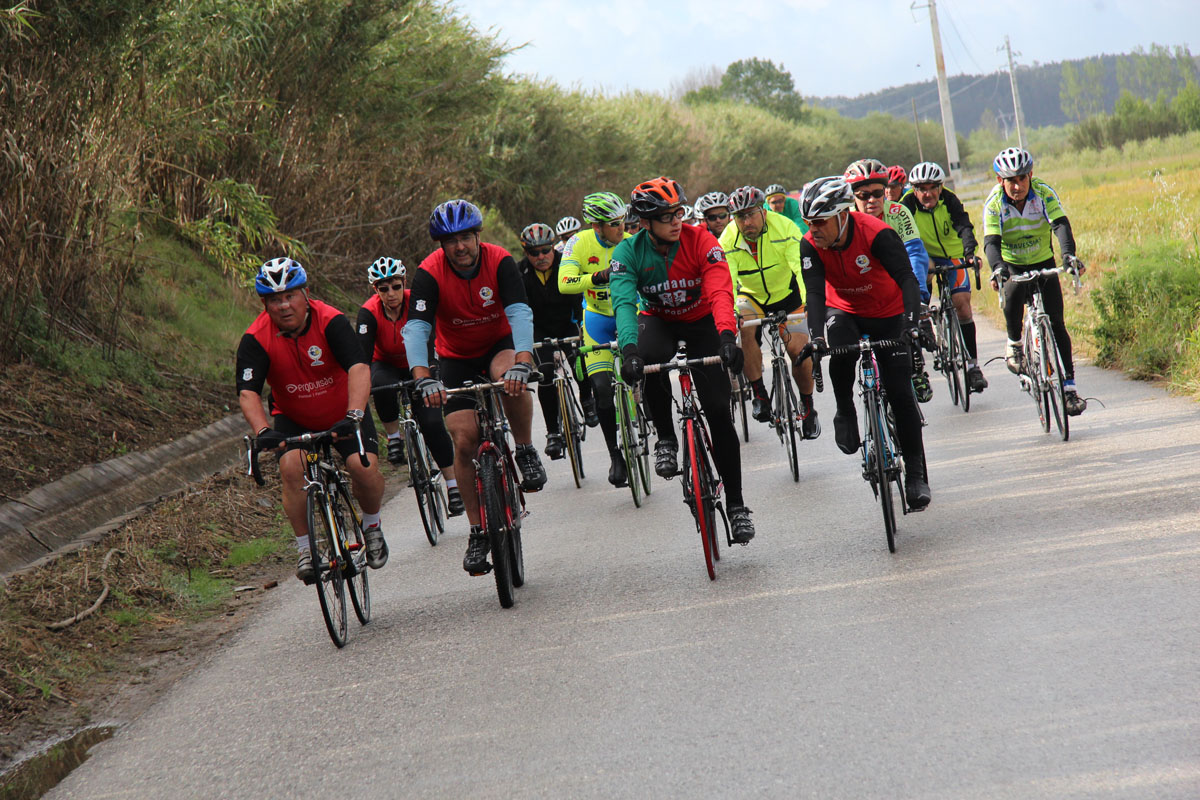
xmin=307 ymin=345 xmax=324 ymax=366
xmin=242 ymin=368 xmax=253 ymax=382
xmin=358 ymin=324 xmax=367 ymax=334
xmin=802 ymin=257 xmax=813 ymax=271
xmin=479 ymin=285 xmax=495 ymax=307
xmin=611 ymin=259 xmax=626 ymax=274
xmin=415 ymin=299 xmax=426 ymax=312
xmin=855 ymin=254 xmax=871 ymax=273
xmin=706 ymin=246 xmax=725 ymax=264
xmin=587 ymin=256 xmax=600 ymax=265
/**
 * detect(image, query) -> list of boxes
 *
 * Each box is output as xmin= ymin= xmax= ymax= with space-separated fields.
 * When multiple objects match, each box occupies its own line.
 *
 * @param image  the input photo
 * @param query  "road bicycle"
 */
xmin=810 ymin=337 xmax=923 ymax=553
xmin=371 ymin=380 xmax=446 ymax=545
xmin=246 ymin=424 xmax=371 ymax=647
xmin=533 ymin=336 xmax=587 ymax=488
xmin=1003 ymin=262 xmax=1082 ymax=441
xmin=927 ymin=257 xmax=981 ymax=412
xmin=444 ymin=379 xmax=531 ymax=609
xmin=575 ymin=341 xmax=653 ymax=507
xmin=741 ymin=310 xmax=806 ymax=482
xmin=643 ymin=345 xmax=731 ymax=580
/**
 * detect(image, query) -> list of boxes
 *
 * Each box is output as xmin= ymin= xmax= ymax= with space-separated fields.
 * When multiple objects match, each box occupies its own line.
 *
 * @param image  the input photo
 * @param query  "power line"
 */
xmin=939 ymin=0 xmax=986 ymax=74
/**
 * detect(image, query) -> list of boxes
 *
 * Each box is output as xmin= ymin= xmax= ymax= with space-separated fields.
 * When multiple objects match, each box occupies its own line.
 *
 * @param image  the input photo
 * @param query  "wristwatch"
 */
xmin=346 ymin=408 xmax=365 ymax=421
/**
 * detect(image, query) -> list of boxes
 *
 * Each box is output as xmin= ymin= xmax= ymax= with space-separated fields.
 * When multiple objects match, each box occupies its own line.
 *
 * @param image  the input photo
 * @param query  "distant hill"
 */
xmin=811 ymin=52 xmax=1200 ymax=134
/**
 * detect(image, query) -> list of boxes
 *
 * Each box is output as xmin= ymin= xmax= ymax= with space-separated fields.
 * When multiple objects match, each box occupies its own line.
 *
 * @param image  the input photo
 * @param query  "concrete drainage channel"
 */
xmin=0 ymin=413 xmax=248 ymax=797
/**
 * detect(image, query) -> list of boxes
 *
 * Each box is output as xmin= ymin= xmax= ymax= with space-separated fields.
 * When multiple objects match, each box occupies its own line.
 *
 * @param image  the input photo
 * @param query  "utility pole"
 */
xmin=1001 ymin=35 xmax=1028 ymax=150
xmin=911 ymin=0 xmax=962 ymax=187
xmin=911 ymin=97 xmax=924 ymax=161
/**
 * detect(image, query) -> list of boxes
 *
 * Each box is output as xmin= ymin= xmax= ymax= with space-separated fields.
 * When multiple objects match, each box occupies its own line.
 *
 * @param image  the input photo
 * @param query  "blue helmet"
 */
xmin=255 ymin=257 xmax=307 ymax=296
xmin=429 ymin=199 xmax=483 ymax=241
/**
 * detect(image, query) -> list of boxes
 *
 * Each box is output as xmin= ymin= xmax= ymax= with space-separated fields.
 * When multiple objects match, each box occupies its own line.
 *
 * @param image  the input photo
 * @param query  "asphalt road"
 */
xmin=49 ymin=321 xmax=1200 ymax=799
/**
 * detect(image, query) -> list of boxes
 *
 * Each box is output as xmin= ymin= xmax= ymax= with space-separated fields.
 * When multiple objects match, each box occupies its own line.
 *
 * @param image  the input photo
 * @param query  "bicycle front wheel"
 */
xmin=684 ymin=419 xmax=718 ymax=580
xmin=730 ymin=371 xmax=750 ymax=442
xmin=407 ymin=425 xmax=439 ymax=546
xmin=865 ymin=393 xmax=897 ymax=553
xmin=938 ymin=306 xmax=962 ymax=407
xmin=1024 ymin=327 xmax=1050 ymax=433
xmin=504 ymin=451 xmax=525 ymax=588
xmin=1040 ymin=317 xmax=1069 ymax=441
xmin=478 ymin=452 xmax=516 ymax=608
xmin=948 ymin=310 xmax=970 ymax=412
xmin=307 ymin=489 xmax=348 ymax=647
xmin=617 ymin=383 xmax=643 ymax=508
xmin=559 ymin=381 xmax=584 ymax=488
xmin=776 ymin=362 xmax=800 ymax=483
xmin=333 ymin=480 xmax=370 ymax=626
xmin=635 ymin=395 xmax=653 ymax=497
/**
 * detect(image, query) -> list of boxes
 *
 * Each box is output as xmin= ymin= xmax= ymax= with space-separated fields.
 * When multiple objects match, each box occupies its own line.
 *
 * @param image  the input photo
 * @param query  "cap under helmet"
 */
xmin=843 ymin=158 xmax=889 ymax=188
xmin=429 ymin=199 xmax=483 ymax=241
xmin=555 ymin=216 xmax=582 ymax=237
xmin=908 ymin=162 xmax=947 ymax=185
xmin=887 ymin=165 xmax=907 ymax=185
xmin=255 ymin=257 xmax=307 ymax=296
xmin=993 ymin=147 xmax=1034 ymax=178
xmin=799 ymin=177 xmax=854 ymax=220
xmin=727 ymin=186 xmax=766 ymax=214
xmin=630 ymin=176 xmax=687 ymax=218
xmin=367 ymin=257 xmax=406 ymax=285
xmin=520 ymin=223 xmax=555 ymax=248
xmin=581 ymin=192 xmax=627 ymax=224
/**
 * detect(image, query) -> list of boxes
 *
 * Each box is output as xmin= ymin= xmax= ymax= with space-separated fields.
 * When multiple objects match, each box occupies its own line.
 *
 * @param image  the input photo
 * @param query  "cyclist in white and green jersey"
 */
xmin=559 ymin=191 xmax=633 ymax=485
xmin=983 ymin=147 xmax=1087 ymax=416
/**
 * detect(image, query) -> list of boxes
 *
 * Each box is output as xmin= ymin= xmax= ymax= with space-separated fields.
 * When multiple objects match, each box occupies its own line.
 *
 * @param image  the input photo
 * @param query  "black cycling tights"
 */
xmin=825 ymin=311 xmax=925 ymax=476
xmin=638 ymin=314 xmax=743 ymax=507
xmin=1002 ymin=258 xmax=1074 ymax=380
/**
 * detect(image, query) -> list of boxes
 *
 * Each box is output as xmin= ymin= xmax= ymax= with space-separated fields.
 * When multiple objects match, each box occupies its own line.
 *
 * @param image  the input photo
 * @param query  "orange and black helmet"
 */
xmin=630 ymin=176 xmax=687 ymax=219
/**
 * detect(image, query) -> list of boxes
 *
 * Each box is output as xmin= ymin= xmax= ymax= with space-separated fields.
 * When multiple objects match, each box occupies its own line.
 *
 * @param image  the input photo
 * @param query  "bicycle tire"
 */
xmin=685 ymin=419 xmax=718 ymax=580
xmin=407 ymin=425 xmax=439 ymax=546
xmin=559 ymin=381 xmax=584 ymax=488
xmin=423 ymin=437 xmax=446 ymax=535
xmin=307 ymin=489 xmax=348 ymax=647
xmin=882 ymin=397 xmax=909 ymax=519
xmin=636 ymin=398 xmax=653 ymax=497
xmin=731 ymin=371 xmax=750 ymax=443
xmin=1040 ymin=317 xmax=1069 ymax=441
xmin=479 ymin=451 xmax=516 ymax=608
xmin=780 ymin=365 xmax=800 ymax=483
xmin=333 ymin=480 xmax=371 ymax=626
xmin=503 ymin=451 xmax=525 ymax=588
xmin=947 ymin=310 xmax=970 ymax=412
xmin=616 ymin=383 xmax=642 ymax=508
xmin=1025 ymin=323 xmax=1050 ymax=433
xmin=936 ymin=305 xmax=960 ymax=407
xmin=865 ymin=393 xmax=897 ymax=553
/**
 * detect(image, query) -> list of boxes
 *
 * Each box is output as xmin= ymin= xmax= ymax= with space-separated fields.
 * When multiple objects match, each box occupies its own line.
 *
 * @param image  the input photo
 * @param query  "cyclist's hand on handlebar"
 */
xmin=416 ymin=376 xmax=446 ymax=408
xmin=620 ymin=345 xmax=644 ymax=383
xmin=591 ymin=267 xmax=611 ymax=286
xmin=1064 ymin=254 xmax=1085 ymax=275
xmin=502 ymin=360 xmax=533 ymax=396
xmin=719 ymin=331 xmax=744 ymax=372
xmin=331 ymin=412 xmax=362 ymax=440
xmin=255 ymin=426 xmax=286 ymax=452
xmin=809 ymin=336 xmax=829 ymax=359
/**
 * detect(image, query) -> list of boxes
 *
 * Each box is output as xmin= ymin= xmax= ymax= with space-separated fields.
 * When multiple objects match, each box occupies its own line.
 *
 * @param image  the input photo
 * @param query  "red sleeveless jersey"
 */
xmin=247 ymin=298 xmax=349 ymax=430
xmin=417 ymin=243 xmax=513 ymax=360
xmin=807 ymin=212 xmax=905 ymax=319
xmin=362 ymin=291 xmax=409 ymax=368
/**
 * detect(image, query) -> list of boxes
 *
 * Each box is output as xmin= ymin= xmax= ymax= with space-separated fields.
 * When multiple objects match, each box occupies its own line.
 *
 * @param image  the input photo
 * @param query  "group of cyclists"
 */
xmin=235 ymin=144 xmax=1087 ymax=584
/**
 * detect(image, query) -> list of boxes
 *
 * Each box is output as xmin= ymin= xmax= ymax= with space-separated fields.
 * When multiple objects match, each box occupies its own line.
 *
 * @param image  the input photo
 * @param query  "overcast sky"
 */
xmin=456 ymin=0 xmax=1199 ymax=99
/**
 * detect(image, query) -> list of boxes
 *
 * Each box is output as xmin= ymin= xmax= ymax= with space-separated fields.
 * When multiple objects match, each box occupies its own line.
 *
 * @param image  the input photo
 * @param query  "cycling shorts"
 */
xmin=736 ymin=290 xmax=808 ymax=346
xmin=272 ymin=410 xmax=379 ymax=460
xmin=581 ymin=309 xmax=616 ymax=376
xmin=930 ymin=257 xmax=971 ymax=296
xmin=438 ymin=333 xmax=515 ymax=415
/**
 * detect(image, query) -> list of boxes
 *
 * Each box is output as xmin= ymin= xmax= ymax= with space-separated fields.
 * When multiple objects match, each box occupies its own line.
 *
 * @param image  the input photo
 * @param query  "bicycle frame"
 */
xmin=534 ymin=336 xmax=586 ymax=486
xmin=1006 ymin=265 xmax=1079 ymax=441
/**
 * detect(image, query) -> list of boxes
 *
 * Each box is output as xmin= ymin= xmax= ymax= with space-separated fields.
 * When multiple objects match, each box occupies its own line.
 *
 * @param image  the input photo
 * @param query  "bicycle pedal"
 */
xmin=468 ymin=564 xmax=494 ymax=576
xmin=346 ymin=542 xmax=362 ymax=551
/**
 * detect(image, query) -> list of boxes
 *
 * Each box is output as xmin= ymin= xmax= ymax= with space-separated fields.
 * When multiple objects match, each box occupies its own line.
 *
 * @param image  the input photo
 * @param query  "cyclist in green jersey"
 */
xmin=559 ymin=191 xmax=633 ymax=485
xmin=844 ymin=158 xmax=933 ymax=403
xmin=983 ymin=147 xmax=1087 ymax=416
xmin=721 ymin=185 xmax=820 ymax=437
xmin=901 ymin=161 xmax=989 ymax=394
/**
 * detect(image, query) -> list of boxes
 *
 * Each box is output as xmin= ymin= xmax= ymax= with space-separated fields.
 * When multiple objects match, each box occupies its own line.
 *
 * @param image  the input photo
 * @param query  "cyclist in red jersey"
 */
xmin=402 ymin=200 xmax=547 ymax=576
xmin=357 ymin=256 xmax=464 ymax=517
xmin=798 ymin=177 xmax=931 ymax=509
xmin=236 ymin=258 xmax=388 ymax=583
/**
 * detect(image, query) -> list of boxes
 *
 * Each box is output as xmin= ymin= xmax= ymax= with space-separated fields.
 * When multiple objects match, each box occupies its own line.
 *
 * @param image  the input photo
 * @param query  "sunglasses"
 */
xmin=804 ymin=216 xmax=838 ymax=228
xmin=650 ymin=208 xmax=686 ymax=224
xmin=525 ymin=246 xmax=553 ymax=256
xmin=854 ymin=189 xmax=886 ymax=200
xmin=705 ymin=212 xmax=730 ymax=222
xmin=376 ymin=283 xmax=404 ymax=293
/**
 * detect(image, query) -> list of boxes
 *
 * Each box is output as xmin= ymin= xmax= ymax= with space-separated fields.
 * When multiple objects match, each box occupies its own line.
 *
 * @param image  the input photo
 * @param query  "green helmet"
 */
xmin=581 ymin=191 xmax=628 ymax=224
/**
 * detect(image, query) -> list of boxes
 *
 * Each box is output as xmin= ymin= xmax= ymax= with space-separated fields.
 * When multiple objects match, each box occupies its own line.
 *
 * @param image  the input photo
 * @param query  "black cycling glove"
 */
xmin=255 ymin=427 xmax=287 ymax=451
xmin=620 ymin=345 xmax=644 ymax=384
xmin=503 ymin=361 xmax=533 ymax=386
xmin=591 ymin=267 xmax=611 ymax=286
xmin=719 ymin=331 xmax=744 ymax=373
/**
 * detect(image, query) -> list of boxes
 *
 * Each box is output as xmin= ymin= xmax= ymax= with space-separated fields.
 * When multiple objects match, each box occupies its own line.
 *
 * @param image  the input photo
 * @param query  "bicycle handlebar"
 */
xmin=443 ymin=373 xmax=543 ymax=396
xmin=532 ymin=336 xmax=582 ymax=349
xmin=576 ymin=341 xmax=618 ymax=355
xmin=928 ymin=256 xmax=982 ymax=290
xmin=739 ymin=311 xmax=805 ymax=329
xmin=643 ymin=355 xmax=723 ymax=374
xmin=244 ymin=421 xmax=370 ymax=486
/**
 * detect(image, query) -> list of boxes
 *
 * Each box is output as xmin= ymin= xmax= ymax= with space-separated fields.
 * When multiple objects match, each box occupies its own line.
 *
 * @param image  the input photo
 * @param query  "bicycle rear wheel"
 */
xmin=865 ymin=394 xmax=897 ymax=553
xmin=617 ymin=384 xmax=643 ymax=508
xmin=307 ymin=489 xmax=348 ymax=647
xmin=333 ymin=480 xmax=370 ymax=626
xmin=684 ymin=419 xmax=718 ymax=580
xmin=479 ymin=452 xmax=516 ymax=608
xmin=559 ymin=381 xmax=584 ymax=488
xmin=1039 ymin=318 xmax=1069 ymax=441
xmin=407 ymin=425 xmax=440 ymax=546
xmin=730 ymin=371 xmax=750 ymax=442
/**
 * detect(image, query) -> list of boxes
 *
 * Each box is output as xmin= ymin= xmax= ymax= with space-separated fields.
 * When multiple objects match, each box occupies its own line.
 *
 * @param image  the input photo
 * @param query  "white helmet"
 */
xmin=555 ymin=216 xmax=582 ymax=237
xmin=908 ymin=162 xmax=947 ymax=185
xmin=993 ymin=147 xmax=1034 ymax=178
xmin=367 ymin=257 xmax=406 ymax=285
xmin=798 ymin=177 xmax=854 ymax=220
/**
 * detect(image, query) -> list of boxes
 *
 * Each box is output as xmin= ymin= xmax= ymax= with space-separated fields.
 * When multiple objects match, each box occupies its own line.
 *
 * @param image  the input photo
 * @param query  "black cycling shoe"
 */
xmin=905 ymin=473 xmax=931 ymax=510
xmin=582 ymin=396 xmax=600 ymax=428
xmin=966 ymin=365 xmax=988 ymax=393
xmin=386 ymin=437 xmax=406 ymax=466
xmin=515 ymin=443 xmax=548 ymax=492
xmin=801 ymin=407 xmax=821 ymax=440
xmin=728 ymin=505 xmax=755 ymax=544
xmin=751 ymin=395 xmax=772 ymax=423
xmin=462 ymin=529 xmax=491 ymax=575
xmin=1064 ymin=390 xmax=1087 ymax=416
xmin=654 ymin=439 xmax=679 ymax=479
xmin=544 ymin=433 xmax=565 ymax=460
xmin=912 ymin=371 xmax=934 ymax=403
xmin=608 ymin=450 xmax=628 ymax=487
xmin=446 ymin=486 xmax=465 ymax=517
xmin=833 ymin=411 xmax=860 ymax=455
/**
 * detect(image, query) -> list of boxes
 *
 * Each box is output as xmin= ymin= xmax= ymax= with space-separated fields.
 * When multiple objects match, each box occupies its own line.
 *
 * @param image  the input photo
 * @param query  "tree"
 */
xmin=1060 ymin=57 xmax=1105 ymax=121
xmin=718 ymin=58 xmax=806 ymax=122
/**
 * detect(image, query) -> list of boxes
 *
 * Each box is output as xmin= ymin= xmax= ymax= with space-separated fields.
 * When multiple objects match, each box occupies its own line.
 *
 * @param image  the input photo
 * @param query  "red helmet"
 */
xmin=887 ymin=165 xmax=908 ymax=186
xmin=630 ymin=176 xmax=687 ymax=218
xmin=843 ymin=158 xmax=889 ymax=189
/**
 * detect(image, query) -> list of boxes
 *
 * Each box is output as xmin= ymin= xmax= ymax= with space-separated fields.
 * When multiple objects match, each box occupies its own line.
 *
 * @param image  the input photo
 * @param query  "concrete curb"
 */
xmin=0 ymin=414 xmax=248 ymax=580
